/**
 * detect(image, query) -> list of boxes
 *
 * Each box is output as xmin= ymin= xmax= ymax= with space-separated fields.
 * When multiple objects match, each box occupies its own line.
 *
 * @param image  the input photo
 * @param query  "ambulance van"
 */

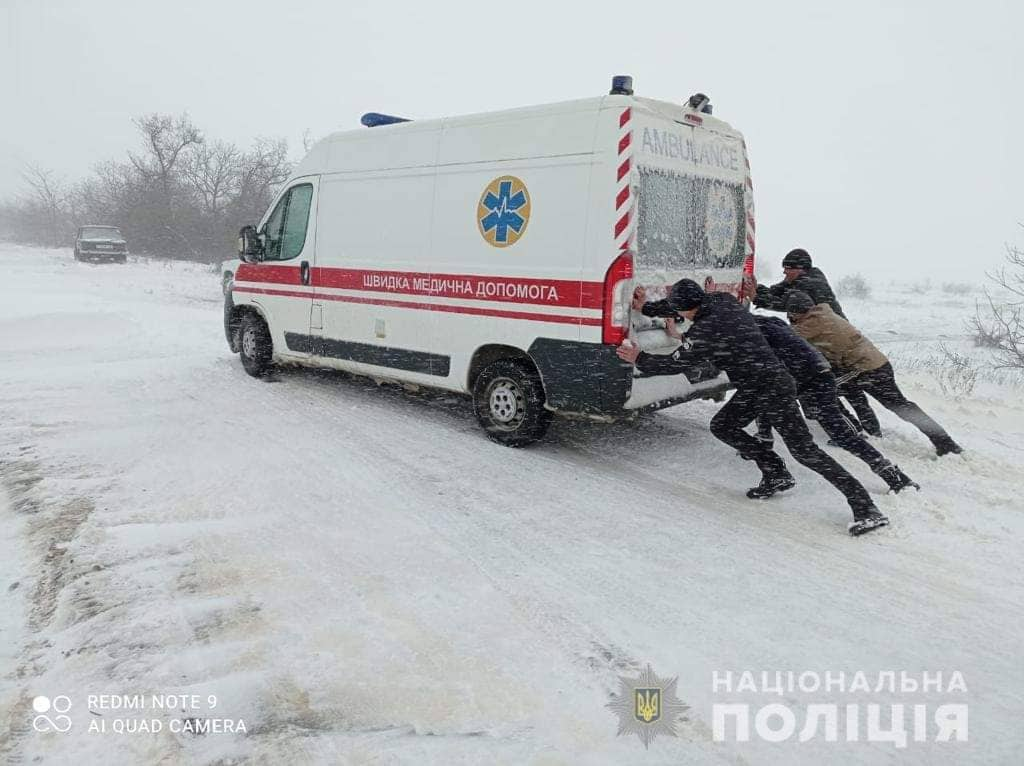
xmin=224 ymin=77 xmax=755 ymax=446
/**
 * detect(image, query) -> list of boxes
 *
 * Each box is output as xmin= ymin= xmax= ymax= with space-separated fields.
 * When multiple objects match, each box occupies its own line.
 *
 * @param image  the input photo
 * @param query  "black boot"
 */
xmin=874 ymin=462 xmax=920 ymax=493
xmin=746 ymin=471 xmax=796 ymax=499
xmin=848 ymin=506 xmax=889 ymax=536
xmin=935 ymin=437 xmax=964 ymax=457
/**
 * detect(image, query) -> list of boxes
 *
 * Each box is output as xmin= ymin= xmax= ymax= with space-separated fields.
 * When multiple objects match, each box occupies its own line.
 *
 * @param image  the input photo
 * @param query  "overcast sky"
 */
xmin=2 ymin=0 xmax=1019 ymax=280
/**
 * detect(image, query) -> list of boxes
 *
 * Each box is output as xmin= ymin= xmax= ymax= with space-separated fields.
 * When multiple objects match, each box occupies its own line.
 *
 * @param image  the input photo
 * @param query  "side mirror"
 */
xmin=238 ymin=225 xmax=264 ymax=262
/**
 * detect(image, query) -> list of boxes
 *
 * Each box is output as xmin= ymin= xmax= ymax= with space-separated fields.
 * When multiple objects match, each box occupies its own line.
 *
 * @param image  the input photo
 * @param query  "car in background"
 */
xmin=74 ymin=225 xmax=129 ymax=263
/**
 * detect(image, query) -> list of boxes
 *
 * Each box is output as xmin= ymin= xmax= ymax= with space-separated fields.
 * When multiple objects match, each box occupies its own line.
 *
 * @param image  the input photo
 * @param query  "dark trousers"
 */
xmin=838 ymin=395 xmax=870 ymax=433
xmin=758 ymin=373 xmax=888 ymax=471
xmin=838 ymin=363 xmax=953 ymax=448
xmin=840 ymin=388 xmax=880 ymax=435
xmin=711 ymin=376 xmax=874 ymax=515
xmin=796 ymin=389 xmax=868 ymax=434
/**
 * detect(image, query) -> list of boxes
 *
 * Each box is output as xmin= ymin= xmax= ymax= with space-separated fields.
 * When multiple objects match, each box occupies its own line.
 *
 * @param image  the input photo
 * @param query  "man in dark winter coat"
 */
xmin=617 ymin=279 xmax=889 ymax=536
xmin=751 ymin=248 xmax=847 ymax=318
xmin=746 ymin=247 xmax=879 ymax=434
xmin=785 ymin=291 xmax=964 ymax=457
xmin=750 ymin=315 xmax=918 ymax=493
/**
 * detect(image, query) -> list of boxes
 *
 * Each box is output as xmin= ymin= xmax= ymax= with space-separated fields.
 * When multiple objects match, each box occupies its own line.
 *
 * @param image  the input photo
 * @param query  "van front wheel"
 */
xmin=239 ymin=313 xmax=273 ymax=377
xmin=473 ymin=359 xmax=552 ymax=447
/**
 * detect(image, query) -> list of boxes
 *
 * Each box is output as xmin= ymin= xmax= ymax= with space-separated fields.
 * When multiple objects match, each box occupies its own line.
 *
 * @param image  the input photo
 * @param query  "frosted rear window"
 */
xmin=635 ymin=167 xmax=745 ymax=273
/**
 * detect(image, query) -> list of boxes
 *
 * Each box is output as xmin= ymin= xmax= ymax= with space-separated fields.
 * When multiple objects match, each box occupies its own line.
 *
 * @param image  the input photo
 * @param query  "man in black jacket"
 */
xmin=751 ymin=248 xmax=847 ymax=318
xmin=617 ymin=279 xmax=889 ymax=536
xmin=747 ymin=248 xmax=880 ymax=435
xmin=750 ymin=315 xmax=917 ymax=493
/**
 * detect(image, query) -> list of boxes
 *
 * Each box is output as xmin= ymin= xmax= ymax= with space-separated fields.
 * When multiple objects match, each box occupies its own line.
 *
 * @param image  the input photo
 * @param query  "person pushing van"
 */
xmin=746 ymin=247 xmax=879 ymax=435
xmin=750 ymin=247 xmax=846 ymax=318
xmin=748 ymin=315 xmax=918 ymax=493
xmin=784 ymin=291 xmax=964 ymax=457
xmin=616 ymin=279 xmax=889 ymax=536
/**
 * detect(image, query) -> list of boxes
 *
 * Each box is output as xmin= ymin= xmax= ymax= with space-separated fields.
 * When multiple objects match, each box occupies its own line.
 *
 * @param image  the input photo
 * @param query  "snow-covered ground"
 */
xmin=1 ymin=245 xmax=1022 ymax=765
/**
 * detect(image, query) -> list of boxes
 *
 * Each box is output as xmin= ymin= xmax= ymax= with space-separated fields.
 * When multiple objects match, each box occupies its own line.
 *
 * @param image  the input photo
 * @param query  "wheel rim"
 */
xmin=487 ymin=377 xmax=526 ymax=430
xmin=241 ymin=326 xmax=257 ymax=359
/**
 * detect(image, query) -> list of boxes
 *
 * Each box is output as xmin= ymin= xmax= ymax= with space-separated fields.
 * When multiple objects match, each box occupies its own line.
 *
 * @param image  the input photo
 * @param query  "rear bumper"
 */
xmin=79 ymin=251 xmax=127 ymax=260
xmin=528 ymin=338 xmax=729 ymax=418
xmin=625 ymin=372 xmax=730 ymax=412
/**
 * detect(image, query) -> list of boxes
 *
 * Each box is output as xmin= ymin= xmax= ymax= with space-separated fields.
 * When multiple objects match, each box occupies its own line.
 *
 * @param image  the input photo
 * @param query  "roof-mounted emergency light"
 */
xmin=609 ymin=75 xmax=634 ymax=95
xmin=361 ymin=112 xmax=412 ymax=128
xmin=687 ymin=93 xmax=712 ymax=115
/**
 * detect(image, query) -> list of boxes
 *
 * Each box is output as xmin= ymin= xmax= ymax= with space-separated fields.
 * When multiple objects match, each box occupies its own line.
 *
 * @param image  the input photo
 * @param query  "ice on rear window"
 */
xmin=81 ymin=227 xmax=122 ymax=239
xmin=635 ymin=167 xmax=744 ymax=274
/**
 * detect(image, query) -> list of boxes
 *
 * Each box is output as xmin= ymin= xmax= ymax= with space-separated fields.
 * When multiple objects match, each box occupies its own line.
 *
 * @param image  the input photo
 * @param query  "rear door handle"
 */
xmin=300 ymin=260 xmax=310 ymax=286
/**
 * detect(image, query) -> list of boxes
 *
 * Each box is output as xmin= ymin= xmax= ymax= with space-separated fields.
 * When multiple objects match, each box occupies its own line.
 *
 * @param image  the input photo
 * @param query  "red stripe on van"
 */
xmin=617 ymin=132 xmax=631 ymax=154
xmin=614 ymin=211 xmax=630 ymax=238
xmin=232 ymin=286 xmax=601 ymax=326
xmin=236 ymin=263 xmax=302 ymax=284
xmin=617 ymin=158 xmax=630 ymax=181
xmin=615 ymin=186 xmax=630 ymax=210
xmin=619 ymin=107 xmax=631 ymax=128
xmin=236 ymin=264 xmax=603 ymax=309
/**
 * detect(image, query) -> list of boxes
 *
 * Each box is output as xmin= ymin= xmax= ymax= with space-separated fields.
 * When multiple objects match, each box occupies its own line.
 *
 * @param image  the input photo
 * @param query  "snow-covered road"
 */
xmin=1 ymin=246 xmax=1022 ymax=765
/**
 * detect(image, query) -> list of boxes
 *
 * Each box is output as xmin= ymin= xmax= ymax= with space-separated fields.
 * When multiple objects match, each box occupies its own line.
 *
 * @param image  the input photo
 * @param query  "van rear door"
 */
xmin=625 ymin=113 xmax=752 ymax=408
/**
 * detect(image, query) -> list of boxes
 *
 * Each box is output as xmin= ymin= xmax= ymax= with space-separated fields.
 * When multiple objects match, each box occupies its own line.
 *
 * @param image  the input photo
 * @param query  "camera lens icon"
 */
xmin=32 ymin=695 xmax=72 ymax=733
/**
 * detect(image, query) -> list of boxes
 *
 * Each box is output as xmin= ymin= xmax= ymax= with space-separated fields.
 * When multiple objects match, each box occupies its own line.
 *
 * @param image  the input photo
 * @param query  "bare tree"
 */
xmin=2 ymin=114 xmax=289 ymax=262
xmin=232 ymin=137 xmax=291 ymax=221
xmin=970 ymin=226 xmax=1024 ymax=369
xmin=128 ymin=113 xmax=203 ymax=194
xmin=182 ymin=140 xmax=241 ymax=218
xmin=20 ymin=164 xmax=70 ymax=247
xmin=126 ymin=113 xmax=204 ymax=254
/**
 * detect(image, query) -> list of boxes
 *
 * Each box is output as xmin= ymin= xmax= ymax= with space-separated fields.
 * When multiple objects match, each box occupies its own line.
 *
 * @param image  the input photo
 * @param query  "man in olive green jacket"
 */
xmin=785 ymin=291 xmax=963 ymax=457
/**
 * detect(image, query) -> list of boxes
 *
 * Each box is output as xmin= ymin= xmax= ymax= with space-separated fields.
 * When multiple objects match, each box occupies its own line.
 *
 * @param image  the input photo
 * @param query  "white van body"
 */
xmin=225 ymin=91 xmax=755 ymax=443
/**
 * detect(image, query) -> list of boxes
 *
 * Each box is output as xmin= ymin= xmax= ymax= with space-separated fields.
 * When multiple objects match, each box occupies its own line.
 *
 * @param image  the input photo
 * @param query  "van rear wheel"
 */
xmin=473 ymin=359 xmax=552 ymax=447
xmin=239 ymin=313 xmax=273 ymax=377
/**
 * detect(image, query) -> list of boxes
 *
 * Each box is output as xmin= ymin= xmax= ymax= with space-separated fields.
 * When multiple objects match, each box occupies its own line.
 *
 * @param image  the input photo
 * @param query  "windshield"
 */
xmin=635 ymin=167 xmax=744 ymax=273
xmin=81 ymin=226 xmax=123 ymax=239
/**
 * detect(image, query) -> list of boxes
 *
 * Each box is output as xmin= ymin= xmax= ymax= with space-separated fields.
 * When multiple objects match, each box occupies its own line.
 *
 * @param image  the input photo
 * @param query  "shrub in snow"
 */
xmin=970 ymin=235 xmax=1024 ymax=370
xmin=935 ymin=345 xmax=980 ymax=398
xmin=836 ymin=273 xmax=871 ymax=300
xmin=942 ymin=282 xmax=973 ymax=295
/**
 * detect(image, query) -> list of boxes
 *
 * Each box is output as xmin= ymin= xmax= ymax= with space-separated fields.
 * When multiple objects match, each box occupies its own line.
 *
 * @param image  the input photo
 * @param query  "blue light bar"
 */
xmin=361 ymin=112 xmax=412 ymax=128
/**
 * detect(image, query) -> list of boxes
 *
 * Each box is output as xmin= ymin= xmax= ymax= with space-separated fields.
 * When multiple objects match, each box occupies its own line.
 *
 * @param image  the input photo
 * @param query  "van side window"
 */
xmin=262 ymin=183 xmax=314 ymax=261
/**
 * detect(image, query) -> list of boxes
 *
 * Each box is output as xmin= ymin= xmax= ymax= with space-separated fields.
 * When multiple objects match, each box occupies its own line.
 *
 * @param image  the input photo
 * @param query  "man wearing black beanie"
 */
xmin=745 ymin=248 xmax=880 ymax=436
xmin=617 ymin=279 xmax=888 ymax=536
xmin=749 ymin=248 xmax=847 ymax=318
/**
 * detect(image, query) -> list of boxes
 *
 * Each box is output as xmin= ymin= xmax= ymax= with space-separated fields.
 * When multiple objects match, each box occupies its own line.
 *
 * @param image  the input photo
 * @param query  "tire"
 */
xmin=472 ymin=359 xmax=552 ymax=447
xmin=239 ymin=313 xmax=273 ymax=377
xmin=116 ymin=255 xmax=127 ymax=264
